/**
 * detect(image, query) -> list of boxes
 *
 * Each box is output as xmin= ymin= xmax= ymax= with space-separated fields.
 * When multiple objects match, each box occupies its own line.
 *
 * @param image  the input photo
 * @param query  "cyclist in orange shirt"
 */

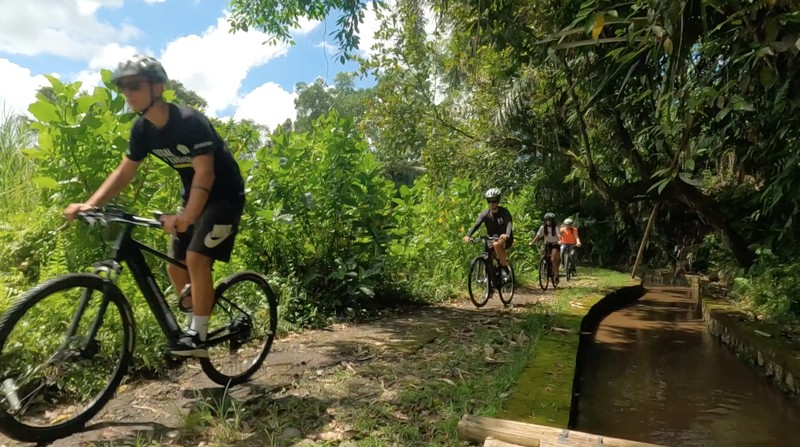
xmin=559 ymin=218 xmax=581 ymax=276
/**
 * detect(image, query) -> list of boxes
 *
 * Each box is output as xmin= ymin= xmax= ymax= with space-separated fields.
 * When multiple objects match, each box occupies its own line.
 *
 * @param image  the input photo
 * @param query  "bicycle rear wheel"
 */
xmin=0 ymin=274 xmax=134 ymax=443
xmin=201 ymin=271 xmax=278 ymax=386
xmin=538 ymin=257 xmax=549 ymax=291
xmin=499 ymin=263 xmax=515 ymax=305
xmin=468 ymin=256 xmax=490 ymax=308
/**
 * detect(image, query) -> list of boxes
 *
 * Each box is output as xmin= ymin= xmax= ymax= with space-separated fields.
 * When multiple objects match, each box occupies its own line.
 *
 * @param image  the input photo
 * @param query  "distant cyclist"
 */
xmin=530 ymin=212 xmax=560 ymax=283
xmin=559 ymin=218 xmax=582 ymax=276
xmin=463 ymin=188 xmax=513 ymax=278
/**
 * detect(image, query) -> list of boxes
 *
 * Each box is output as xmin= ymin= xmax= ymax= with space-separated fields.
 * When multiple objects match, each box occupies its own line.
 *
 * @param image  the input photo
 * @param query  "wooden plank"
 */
xmin=485 ymin=437 xmax=527 ymax=447
xmin=458 ymin=415 xmax=663 ymax=447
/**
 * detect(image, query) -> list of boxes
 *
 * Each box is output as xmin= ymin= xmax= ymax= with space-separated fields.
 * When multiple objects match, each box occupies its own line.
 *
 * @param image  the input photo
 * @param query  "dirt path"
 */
xmin=1 ymin=286 xmax=551 ymax=447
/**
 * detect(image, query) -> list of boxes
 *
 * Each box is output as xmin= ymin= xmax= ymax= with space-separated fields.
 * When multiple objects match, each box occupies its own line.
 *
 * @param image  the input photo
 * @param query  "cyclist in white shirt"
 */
xmin=530 ymin=212 xmax=561 ymax=284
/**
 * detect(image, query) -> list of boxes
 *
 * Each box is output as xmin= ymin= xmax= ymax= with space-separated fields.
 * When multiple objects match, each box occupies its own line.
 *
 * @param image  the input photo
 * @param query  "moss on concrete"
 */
xmin=499 ymin=268 xmax=639 ymax=426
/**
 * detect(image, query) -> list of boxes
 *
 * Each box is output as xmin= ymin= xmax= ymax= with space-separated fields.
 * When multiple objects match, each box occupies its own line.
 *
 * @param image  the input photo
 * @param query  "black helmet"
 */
xmin=485 ymin=188 xmax=501 ymax=201
xmin=111 ymin=54 xmax=169 ymax=85
xmin=544 ymin=212 xmax=556 ymax=221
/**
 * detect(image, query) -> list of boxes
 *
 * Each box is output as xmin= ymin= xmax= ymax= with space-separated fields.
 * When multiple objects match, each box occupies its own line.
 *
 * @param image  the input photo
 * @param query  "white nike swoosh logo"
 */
xmin=204 ymin=225 xmax=233 ymax=248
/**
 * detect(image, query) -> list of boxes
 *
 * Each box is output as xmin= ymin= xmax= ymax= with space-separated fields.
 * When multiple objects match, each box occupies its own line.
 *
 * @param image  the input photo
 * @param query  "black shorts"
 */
xmin=168 ymin=197 xmax=245 ymax=263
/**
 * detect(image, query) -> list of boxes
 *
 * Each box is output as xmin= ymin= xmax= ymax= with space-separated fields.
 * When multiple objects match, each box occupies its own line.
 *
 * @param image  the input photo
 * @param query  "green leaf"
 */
xmin=701 ymin=87 xmax=718 ymax=98
xmin=28 ymin=101 xmax=60 ymax=123
xmin=32 ymin=177 xmax=59 ymax=189
xmin=760 ymin=65 xmax=776 ymax=89
xmin=663 ymin=37 xmax=673 ymax=55
xmin=256 ymin=209 xmax=274 ymax=220
xmin=715 ymin=107 xmax=731 ymax=121
xmin=358 ymin=286 xmax=375 ymax=297
xmin=679 ymin=172 xmax=703 ymax=186
xmin=732 ymin=100 xmax=755 ymax=112
xmin=44 ymin=74 xmax=64 ymax=94
xmin=76 ymin=95 xmax=97 ymax=114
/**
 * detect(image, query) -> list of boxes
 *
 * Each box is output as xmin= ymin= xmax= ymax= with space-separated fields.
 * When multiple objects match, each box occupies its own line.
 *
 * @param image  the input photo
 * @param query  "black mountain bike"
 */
xmin=0 ymin=207 xmax=278 ymax=443
xmin=561 ymin=243 xmax=577 ymax=282
xmin=538 ymin=243 xmax=558 ymax=291
xmin=467 ymin=236 xmax=515 ymax=308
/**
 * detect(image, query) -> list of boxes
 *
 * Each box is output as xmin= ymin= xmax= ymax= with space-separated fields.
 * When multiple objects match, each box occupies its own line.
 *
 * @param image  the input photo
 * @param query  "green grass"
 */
xmin=499 ymin=268 xmax=639 ymax=426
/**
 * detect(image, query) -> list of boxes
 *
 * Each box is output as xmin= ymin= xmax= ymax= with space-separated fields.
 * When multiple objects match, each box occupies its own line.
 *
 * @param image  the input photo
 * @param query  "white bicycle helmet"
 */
xmin=484 ymin=188 xmax=501 ymax=201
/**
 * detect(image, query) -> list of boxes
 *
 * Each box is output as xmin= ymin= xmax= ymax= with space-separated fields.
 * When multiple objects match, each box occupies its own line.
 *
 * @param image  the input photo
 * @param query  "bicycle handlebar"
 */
xmin=468 ymin=236 xmax=501 ymax=243
xmin=76 ymin=207 xmax=163 ymax=229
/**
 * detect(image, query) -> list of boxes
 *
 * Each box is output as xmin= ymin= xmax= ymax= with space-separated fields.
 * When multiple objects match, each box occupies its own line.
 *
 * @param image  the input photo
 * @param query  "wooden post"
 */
xmin=631 ymin=203 xmax=660 ymax=279
xmin=457 ymin=415 xmax=663 ymax=447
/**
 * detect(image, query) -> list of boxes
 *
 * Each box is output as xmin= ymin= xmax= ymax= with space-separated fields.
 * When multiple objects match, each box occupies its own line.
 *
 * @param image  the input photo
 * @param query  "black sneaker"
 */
xmin=170 ymin=329 xmax=208 ymax=358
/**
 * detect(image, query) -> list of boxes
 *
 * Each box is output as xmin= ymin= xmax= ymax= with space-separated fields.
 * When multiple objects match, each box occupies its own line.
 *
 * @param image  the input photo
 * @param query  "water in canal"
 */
xmin=575 ymin=285 xmax=800 ymax=447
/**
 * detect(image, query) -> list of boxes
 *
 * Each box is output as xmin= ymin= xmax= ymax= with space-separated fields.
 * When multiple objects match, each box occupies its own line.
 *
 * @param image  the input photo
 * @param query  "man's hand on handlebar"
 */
xmin=63 ymin=203 xmax=97 ymax=222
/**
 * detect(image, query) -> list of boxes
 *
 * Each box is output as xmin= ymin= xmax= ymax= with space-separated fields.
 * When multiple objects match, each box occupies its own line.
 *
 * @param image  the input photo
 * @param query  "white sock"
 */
xmin=191 ymin=315 xmax=209 ymax=341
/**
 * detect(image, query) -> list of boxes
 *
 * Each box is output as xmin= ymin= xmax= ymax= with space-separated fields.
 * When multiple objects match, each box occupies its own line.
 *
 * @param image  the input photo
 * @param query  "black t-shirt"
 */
xmin=127 ymin=103 xmax=245 ymax=202
xmin=467 ymin=206 xmax=514 ymax=240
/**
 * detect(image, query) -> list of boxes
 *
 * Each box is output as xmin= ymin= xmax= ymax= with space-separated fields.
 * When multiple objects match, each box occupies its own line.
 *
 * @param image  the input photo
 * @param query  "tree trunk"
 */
xmin=667 ymin=181 xmax=756 ymax=268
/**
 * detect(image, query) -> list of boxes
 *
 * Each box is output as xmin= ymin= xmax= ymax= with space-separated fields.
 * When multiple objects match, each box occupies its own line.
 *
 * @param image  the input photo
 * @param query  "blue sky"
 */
xmin=0 ymin=0 xmax=380 ymax=128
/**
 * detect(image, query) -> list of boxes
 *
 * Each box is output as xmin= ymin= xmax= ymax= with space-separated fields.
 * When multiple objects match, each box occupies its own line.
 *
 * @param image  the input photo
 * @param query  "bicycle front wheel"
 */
xmin=0 ymin=274 xmax=134 ymax=443
xmin=499 ymin=263 xmax=515 ymax=305
xmin=468 ymin=256 xmax=490 ymax=308
xmin=201 ymin=271 xmax=278 ymax=386
xmin=565 ymin=254 xmax=572 ymax=282
xmin=538 ymin=258 xmax=549 ymax=291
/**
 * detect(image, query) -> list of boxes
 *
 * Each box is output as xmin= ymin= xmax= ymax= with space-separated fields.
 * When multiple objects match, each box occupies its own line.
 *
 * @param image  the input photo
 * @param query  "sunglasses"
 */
xmin=118 ymin=80 xmax=145 ymax=92
xmin=487 ymin=199 xmax=499 ymax=204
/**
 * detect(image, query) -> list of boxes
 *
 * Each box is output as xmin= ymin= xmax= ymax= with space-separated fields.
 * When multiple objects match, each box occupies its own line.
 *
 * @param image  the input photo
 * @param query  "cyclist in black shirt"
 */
xmin=463 ymin=188 xmax=513 ymax=276
xmin=64 ymin=55 xmax=245 ymax=358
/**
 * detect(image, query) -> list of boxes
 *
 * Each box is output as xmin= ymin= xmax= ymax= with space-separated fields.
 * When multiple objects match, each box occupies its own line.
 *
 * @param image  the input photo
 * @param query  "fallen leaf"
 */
xmin=439 ymin=378 xmax=456 ymax=386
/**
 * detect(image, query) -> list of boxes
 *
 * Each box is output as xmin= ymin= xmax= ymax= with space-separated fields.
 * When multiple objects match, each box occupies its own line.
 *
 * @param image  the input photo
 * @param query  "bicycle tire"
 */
xmin=201 ymin=271 xmax=278 ymax=386
xmin=538 ymin=257 xmax=549 ymax=291
xmin=468 ymin=256 xmax=491 ymax=308
xmin=0 ymin=274 xmax=134 ymax=443
xmin=499 ymin=263 xmax=515 ymax=305
xmin=565 ymin=254 xmax=572 ymax=282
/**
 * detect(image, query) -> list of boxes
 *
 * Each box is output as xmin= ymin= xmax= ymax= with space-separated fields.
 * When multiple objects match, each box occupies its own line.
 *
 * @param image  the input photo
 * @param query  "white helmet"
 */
xmin=484 ymin=188 xmax=501 ymax=201
xmin=564 ymin=218 xmax=574 ymax=225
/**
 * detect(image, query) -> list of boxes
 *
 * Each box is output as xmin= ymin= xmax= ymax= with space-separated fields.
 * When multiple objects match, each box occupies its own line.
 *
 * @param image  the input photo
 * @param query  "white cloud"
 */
xmin=355 ymin=1 xmax=443 ymax=57
xmin=233 ymin=82 xmax=297 ymax=130
xmin=77 ymin=0 xmax=123 ymax=15
xmin=0 ymin=1 xmax=138 ymax=60
xmin=314 ymin=40 xmax=337 ymax=55
xmin=0 ymin=59 xmax=50 ymax=115
xmin=144 ymin=0 xmax=166 ymax=3
xmin=160 ymin=15 xmax=290 ymax=115
xmin=71 ymin=44 xmax=139 ymax=93
xmin=357 ymin=2 xmax=384 ymax=57
xmin=294 ymin=17 xmax=321 ymax=35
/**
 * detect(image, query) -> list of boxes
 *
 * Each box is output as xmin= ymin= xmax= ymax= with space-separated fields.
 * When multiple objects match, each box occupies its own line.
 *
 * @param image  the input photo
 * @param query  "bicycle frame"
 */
xmin=109 ymin=223 xmax=185 ymax=342
xmin=66 ymin=219 xmax=187 ymax=352
xmin=475 ymin=237 xmax=501 ymax=287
